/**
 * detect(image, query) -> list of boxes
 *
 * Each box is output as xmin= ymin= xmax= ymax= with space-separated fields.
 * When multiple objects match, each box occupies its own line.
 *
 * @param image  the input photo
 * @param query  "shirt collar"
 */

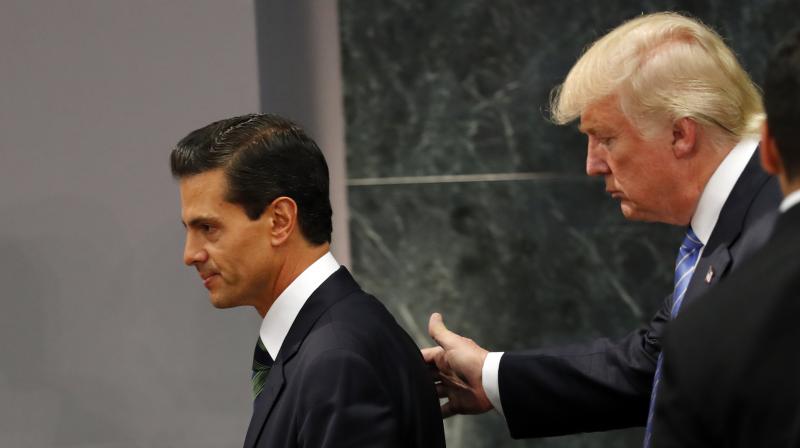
xmin=780 ymin=189 xmax=800 ymax=213
xmin=690 ymin=138 xmax=759 ymax=244
xmin=259 ymin=252 xmax=340 ymax=359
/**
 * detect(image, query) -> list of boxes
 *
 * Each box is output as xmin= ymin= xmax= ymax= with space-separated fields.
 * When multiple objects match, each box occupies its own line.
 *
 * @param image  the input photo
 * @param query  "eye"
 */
xmin=599 ymin=137 xmax=614 ymax=147
xmin=198 ymin=223 xmax=219 ymax=237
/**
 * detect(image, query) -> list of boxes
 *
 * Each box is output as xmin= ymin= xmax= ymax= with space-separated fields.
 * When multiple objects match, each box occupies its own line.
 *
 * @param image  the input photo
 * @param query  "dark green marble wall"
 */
xmin=339 ymin=1 xmax=797 ymax=446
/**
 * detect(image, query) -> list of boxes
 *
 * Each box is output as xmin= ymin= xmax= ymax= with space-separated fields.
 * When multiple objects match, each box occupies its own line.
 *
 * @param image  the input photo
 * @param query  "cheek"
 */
xmin=236 ymin=236 xmax=271 ymax=278
xmin=612 ymin=153 xmax=648 ymax=190
xmin=606 ymin=156 xmax=629 ymax=184
xmin=206 ymin=245 xmax=237 ymax=281
xmin=206 ymin=252 xmax=227 ymax=281
xmin=605 ymin=147 xmax=626 ymax=170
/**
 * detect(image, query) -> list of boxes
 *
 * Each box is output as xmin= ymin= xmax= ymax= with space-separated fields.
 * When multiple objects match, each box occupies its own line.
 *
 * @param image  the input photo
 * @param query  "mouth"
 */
xmin=200 ymin=272 xmax=220 ymax=289
xmin=606 ymin=189 xmax=623 ymax=199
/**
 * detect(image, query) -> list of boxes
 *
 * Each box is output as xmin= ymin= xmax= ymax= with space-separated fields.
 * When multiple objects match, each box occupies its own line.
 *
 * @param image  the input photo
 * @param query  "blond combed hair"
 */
xmin=550 ymin=12 xmax=764 ymax=143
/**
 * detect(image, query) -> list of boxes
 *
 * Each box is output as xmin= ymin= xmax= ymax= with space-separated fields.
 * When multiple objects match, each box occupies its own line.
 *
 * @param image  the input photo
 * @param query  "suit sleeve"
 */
xmin=498 ymin=292 xmax=673 ymax=438
xmin=296 ymin=348 xmax=399 ymax=448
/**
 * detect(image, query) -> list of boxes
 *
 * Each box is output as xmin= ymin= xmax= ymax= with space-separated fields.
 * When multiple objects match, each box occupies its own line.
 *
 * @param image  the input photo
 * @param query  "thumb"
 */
xmin=428 ymin=312 xmax=461 ymax=350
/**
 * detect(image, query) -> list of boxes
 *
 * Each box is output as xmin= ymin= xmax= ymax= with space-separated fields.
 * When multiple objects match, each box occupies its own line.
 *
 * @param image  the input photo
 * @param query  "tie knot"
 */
xmin=680 ymin=227 xmax=703 ymax=252
xmin=252 ymin=338 xmax=273 ymax=372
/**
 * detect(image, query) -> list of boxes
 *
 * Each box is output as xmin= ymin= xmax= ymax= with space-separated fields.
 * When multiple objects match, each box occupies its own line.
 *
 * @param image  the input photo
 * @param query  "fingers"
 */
xmin=435 ymin=383 xmax=448 ymax=399
xmin=427 ymin=361 xmax=444 ymax=384
xmin=424 ymin=345 xmax=456 ymax=387
xmin=440 ymin=400 xmax=456 ymax=419
xmin=428 ymin=312 xmax=462 ymax=350
xmin=421 ymin=346 xmax=444 ymax=364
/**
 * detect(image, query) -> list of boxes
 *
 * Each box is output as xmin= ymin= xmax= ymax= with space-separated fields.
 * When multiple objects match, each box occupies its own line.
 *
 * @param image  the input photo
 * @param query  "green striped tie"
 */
xmin=251 ymin=338 xmax=273 ymax=398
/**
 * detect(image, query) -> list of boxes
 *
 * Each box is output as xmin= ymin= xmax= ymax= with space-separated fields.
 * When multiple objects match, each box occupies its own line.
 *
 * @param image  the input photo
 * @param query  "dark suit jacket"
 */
xmin=497 ymin=150 xmax=782 ymax=438
xmin=243 ymin=267 xmax=445 ymax=448
xmin=652 ymin=203 xmax=800 ymax=448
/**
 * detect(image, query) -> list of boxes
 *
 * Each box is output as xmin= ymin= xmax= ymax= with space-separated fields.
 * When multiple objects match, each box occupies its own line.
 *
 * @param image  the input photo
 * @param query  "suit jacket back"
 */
xmin=244 ymin=267 xmax=446 ymax=448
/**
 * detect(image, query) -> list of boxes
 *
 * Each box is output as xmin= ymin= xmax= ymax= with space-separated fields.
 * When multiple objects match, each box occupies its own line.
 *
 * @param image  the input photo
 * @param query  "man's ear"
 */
xmin=267 ymin=196 xmax=297 ymax=246
xmin=759 ymin=122 xmax=783 ymax=176
xmin=672 ymin=117 xmax=697 ymax=159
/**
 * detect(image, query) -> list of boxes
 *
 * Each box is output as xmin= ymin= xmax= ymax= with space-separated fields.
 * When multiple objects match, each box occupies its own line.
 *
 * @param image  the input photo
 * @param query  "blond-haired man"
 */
xmin=653 ymin=28 xmax=800 ymax=447
xmin=423 ymin=12 xmax=781 ymax=444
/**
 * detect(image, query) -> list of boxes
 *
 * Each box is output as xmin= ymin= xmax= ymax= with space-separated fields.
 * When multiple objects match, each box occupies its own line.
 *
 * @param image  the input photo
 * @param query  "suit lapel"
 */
xmin=243 ymin=361 xmax=285 ymax=448
xmin=682 ymin=149 xmax=771 ymax=306
xmin=242 ymin=267 xmax=361 ymax=447
xmin=686 ymin=245 xmax=731 ymax=303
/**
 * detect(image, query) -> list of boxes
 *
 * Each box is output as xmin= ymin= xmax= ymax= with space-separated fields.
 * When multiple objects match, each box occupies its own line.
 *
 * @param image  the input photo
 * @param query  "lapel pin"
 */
xmin=705 ymin=266 xmax=715 ymax=284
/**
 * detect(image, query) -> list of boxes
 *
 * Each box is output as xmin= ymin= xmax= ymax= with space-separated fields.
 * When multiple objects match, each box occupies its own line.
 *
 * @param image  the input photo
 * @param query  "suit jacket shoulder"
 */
xmin=680 ymin=150 xmax=781 ymax=309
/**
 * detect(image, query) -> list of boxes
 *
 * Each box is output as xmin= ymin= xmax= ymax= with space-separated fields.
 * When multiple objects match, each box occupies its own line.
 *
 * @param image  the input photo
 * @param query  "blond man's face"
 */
xmin=579 ymin=96 xmax=687 ymax=225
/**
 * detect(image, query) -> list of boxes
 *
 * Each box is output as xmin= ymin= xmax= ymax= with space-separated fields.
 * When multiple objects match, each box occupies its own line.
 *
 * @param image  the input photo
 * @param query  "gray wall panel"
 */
xmin=1 ymin=1 xmax=262 ymax=446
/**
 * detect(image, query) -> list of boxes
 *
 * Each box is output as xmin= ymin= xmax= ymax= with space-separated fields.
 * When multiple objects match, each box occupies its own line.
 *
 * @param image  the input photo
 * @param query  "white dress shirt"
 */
xmin=779 ymin=189 xmax=800 ymax=213
xmin=259 ymin=252 xmax=340 ymax=359
xmin=482 ymin=138 xmax=760 ymax=416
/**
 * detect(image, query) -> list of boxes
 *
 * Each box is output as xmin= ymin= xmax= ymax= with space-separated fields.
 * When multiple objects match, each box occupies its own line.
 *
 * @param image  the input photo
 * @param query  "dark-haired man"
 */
xmin=171 ymin=114 xmax=445 ymax=448
xmin=652 ymin=28 xmax=800 ymax=448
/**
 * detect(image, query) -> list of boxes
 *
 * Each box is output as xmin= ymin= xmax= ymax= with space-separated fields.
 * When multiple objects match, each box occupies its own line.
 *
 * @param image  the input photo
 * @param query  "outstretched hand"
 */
xmin=421 ymin=313 xmax=493 ymax=418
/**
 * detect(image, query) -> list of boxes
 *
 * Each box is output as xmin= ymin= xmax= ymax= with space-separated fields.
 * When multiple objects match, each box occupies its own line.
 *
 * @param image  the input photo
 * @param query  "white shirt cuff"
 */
xmin=482 ymin=351 xmax=505 ymax=417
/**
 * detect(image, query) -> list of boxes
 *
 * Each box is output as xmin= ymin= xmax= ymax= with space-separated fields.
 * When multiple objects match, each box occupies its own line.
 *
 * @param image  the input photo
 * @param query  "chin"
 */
xmin=619 ymin=203 xmax=641 ymax=221
xmin=208 ymin=294 xmax=235 ymax=309
xmin=620 ymin=204 xmax=671 ymax=224
xmin=620 ymin=206 xmax=658 ymax=223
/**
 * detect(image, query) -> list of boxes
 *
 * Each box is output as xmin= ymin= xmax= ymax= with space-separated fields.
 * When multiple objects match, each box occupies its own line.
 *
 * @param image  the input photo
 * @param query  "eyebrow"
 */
xmin=578 ymin=124 xmax=612 ymax=136
xmin=182 ymin=215 xmax=220 ymax=228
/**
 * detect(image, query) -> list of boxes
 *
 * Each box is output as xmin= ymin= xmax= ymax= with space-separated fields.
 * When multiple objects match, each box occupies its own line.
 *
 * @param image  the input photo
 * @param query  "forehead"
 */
xmin=579 ymin=96 xmax=629 ymax=134
xmin=179 ymin=169 xmax=242 ymax=221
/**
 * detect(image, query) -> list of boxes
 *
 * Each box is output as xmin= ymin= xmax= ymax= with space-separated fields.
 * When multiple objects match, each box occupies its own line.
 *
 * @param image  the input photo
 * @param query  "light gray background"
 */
xmin=0 ymin=1 xmax=347 ymax=446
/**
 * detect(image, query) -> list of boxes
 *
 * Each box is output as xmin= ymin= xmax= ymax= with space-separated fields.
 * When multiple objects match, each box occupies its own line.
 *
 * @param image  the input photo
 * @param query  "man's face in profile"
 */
xmin=579 ymin=95 xmax=685 ymax=225
xmin=179 ymin=168 xmax=273 ymax=309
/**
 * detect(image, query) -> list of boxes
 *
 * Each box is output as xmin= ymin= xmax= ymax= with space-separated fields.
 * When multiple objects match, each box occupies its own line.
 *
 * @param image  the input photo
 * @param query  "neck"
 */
xmin=779 ymin=177 xmax=800 ymax=196
xmin=255 ymin=242 xmax=330 ymax=317
xmin=679 ymin=139 xmax=733 ymax=225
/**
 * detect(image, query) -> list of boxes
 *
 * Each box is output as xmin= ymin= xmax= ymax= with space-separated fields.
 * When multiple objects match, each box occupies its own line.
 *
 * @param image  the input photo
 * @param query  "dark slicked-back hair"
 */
xmin=171 ymin=114 xmax=332 ymax=245
xmin=765 ymin=28 xmax=800 ymax=181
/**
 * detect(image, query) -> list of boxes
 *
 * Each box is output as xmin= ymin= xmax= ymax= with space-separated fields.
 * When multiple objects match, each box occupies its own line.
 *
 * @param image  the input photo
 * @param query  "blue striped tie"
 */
xmin=643 ymin=227 xmax=704 ymax=448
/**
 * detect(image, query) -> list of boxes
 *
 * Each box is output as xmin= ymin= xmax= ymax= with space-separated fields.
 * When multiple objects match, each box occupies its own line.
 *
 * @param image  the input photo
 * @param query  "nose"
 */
xmin=586 ymin=137 xmax=611 ymax=176
xmin=183 ymin=233 xmax=208 ymax=266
